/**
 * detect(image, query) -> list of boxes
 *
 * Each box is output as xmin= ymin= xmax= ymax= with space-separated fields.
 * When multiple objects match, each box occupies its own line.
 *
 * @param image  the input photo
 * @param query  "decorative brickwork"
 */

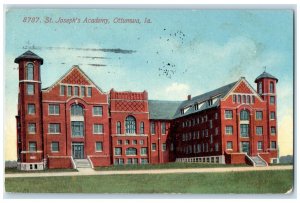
xmin=61 ymin=68 xmax=90 ymax=85
xmin=233 ymin=81 xmax=253 ymax=94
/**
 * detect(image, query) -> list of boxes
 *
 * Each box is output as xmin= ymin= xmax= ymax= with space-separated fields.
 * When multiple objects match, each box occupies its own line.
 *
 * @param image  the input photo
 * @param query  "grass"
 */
xmin=5 ymin=170 xmax=293 ymax=194
xmin=94 ymin=162 xmax=248 ymax=171
xmin=5 ymin=168 xmax=78 ymax=174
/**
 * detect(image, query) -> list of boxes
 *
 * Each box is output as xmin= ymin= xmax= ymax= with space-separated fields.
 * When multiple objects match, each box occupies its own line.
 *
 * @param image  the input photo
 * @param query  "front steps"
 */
xmin=74 ymin=159 xmax=92 ymax=168
xmin=250 ymin=156 xmax=268 ymax=167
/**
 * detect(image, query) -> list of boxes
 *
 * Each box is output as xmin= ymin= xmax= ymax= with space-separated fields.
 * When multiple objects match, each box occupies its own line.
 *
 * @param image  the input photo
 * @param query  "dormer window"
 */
xmin=208 ymin=99 xmax=213 ymax=106
xmin=194 ymin=103 xmax=199 ymax=110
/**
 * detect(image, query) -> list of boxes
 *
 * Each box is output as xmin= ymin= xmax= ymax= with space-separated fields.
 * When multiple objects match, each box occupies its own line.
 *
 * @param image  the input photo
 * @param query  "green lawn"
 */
xmin=5 ymin=170 xmax=293 ymax=194
xmin=95 ymin=162 xmax=248 ymax=171
xmin=5 ymin=168 xmax=78 ymax=174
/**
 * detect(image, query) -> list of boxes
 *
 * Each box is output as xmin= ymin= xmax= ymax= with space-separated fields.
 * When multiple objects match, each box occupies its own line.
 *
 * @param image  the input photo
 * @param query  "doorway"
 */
xmin=72 ymin=143 xmax=84 ymax=159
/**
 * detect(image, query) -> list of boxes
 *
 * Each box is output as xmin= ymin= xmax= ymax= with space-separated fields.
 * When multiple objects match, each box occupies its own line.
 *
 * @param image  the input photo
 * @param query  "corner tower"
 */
xmin=255 ymin=71 xmax=279 ymax=163
xmin=15 ymin=50 xmax=44 ymax=170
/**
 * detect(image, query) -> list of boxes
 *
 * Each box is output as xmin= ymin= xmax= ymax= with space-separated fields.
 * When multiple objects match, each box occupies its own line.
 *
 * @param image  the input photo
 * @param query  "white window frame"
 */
xmin=225 ymin=110 xmax=233 ymax=119
xmin=93 ymin=106 xmax=103 ymax=116
xmin=48 ymin=123 xmax=61 ymax=134
xmin=256 ymin=126 xmax=263 ymax=136
xmin=95 ymin=142 xmax=103 ymax=152
xmin=28 ymin=104 xmax=35 ymax=115
xmin=93 ymin=124 xmax=104 ymax=134
xmin=49 ymin=104 xmax=60 ymax=115
xmin=60 ymin=85 xmax=65 ymax=96
xmin=28 ymin=123 xmax=36 ymax=134
xmin=256 ymin=111 xmax=263 ymax=120
xmin=51 ymin=142 xmax=59 ymax=152
xmin=225 ymin=126 xmax=233 ymax=135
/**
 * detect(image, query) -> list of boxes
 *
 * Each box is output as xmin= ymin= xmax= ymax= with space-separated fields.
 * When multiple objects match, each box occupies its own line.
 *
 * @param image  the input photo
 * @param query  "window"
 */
xmin=210 ymin=135 xmax=213 ymax=144
xmin=74 ymin=86 xmax=79 ymax=96
xmin=96 ymin=142 xmax=103 ymax=152
xmin=28 ymin=123 xmax=36 ymax=134
xmin=117 ymin=140 xmax=122 ymax=145
xmin=87 ymin=87 xmax=92 ymax=97
xmin=81 ymin=86 xmax=85 ymax=97
xmin=119 ymin=158 xmax=124 ymax=165
xmin=28 ymin=104 xmax=35 ymax=115
xmin=49 ymin=104 xmax=60 ymax=115
xmin=232 ymin=95 xmax=236 ymax=103
xmin=161 ymin=122 xmax=166 ymax=134
xmin=114 ymin=147 xmax=122 ymax=155
xmin=116 ymin=121 xmax=121 ymax=134
xmin=215 ymin=113 xmax=218 ymax=120
xmin=242 ymin=95 xmax=246 ymax=103
xmin=209 ymin=120 xmax=213 ymax=129
xmin=270 ymin=112 xmax=276 ymax=120
xmin=240 ymin=110 xmax=249 ymax=121
xmin=247 ymin=95 xmax=250 ymax=104
xmin=215 ymin=143 xmax=219 ymax=151
xmin=252 ymin=96 xmax=255 ymax=104
xmin=152 ymin=143 xmax=156 ymax=151
xmin=93 ymin=124 xmax=104 ymax=134
xmin=132 ymin=140 xmax=137 ymax=145
xmin=49 ymin=124 xmax=61 ymax=134
xmin=225 ymin=110 xmax=233 ymax=119
xmin=257 ymin=141 xmax=263 ymax=150
xmin=140 ymin=140 xmax=144 ymax=145
xmin=71 ymin=104 xmax=83 ymax=116
xmin=270 ymin=82 xmax=274 ymax=93
xmin=26 ymin=63 xmax=34 ymax=80
xmin=256 ymin=111 xmax=263 ymax=120
xmin=215 ymin=127 xmax=219 ymax=135
xmin=227 ymin=141 xmax=233 ymax=150
xmin=60 ymin=85 xmax=65 ymax=96
xmin=140 ymin=122 xmax=145 ymax=134
xmin=225 ymin=126 xmax=233 ymax=135
xmin=238 ymin=95 xmax=241 ymax=103
xmin=271 ymin=127 xmax=276 ymax=135
xmin=126 ymin=116 xmax=136 ymax=134
xmin=194 ymin=103 xmax=199 ymax=110
xmin=170 ymin=143 xmax=174 ymax=151
xmin=29 ymin=142 xmax=37 ymax=152
xmin=141 ymin=147 xmax=147 ymax=155
xmin=271 ymin=141 xmax=276 ymax=149
xmin=93 ymin=106 xmax=103 ymax=116
xmin=27 ymin=84 xmax=34 ymax=95
xmin=141 ymin=158 xmax=148 ymax=164
xmin=125 ymin=140 xmax=129 ymax=145
xmin=51 ymin=142 xmax=59 ymax=152
xmin=240 ymin=124 xmax=249 ymax=137
xmin=258 ymin=82 xmax=262 ymax=94
xmin=256 ymin=126 xmax=263 ymax=135
xmin=270 ymin=96 xmax=275 ymax=104
xmin=126 ymin=148 xmax=137 ymax=155
xmin=71 ymin=121 xmax=84 ymax=137
xmin=133 ymin=158 xmax=138 ymax=164
xmin=151 ymin=122 xmax=155 ymax=135
xmin=162 ymin=143 xmax=166 ymax=151
xmin=68 ymin=86 xmax=72 ymax=96
xmin=127 ymin=158 xmax=132 ymax=164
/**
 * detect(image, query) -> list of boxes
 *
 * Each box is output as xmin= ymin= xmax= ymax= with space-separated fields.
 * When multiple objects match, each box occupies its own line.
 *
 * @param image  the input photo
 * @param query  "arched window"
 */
xmin=71 ymin=104 xmax=84 ymax=116
xmin=126 ymin=148 xmax=137 ymax=155
xmin=125 ymin=116 xmax=136 ymax=134
xmin=240 ymin=110 xmax=249 ymax=121
xmin=258 ymin=82 xmax=262 ymax=94
xmin=26 ymin=63 xmax=34 ymax=80
xmin=116 ymin=121 xmax=121 ymax=134
xmin=140 ymin=122 xmax=144 ymax=134
xmin=270 ymin=82 xmax=274 ymax=93
xmin=247 ymin=95 xmax=250 ymax=104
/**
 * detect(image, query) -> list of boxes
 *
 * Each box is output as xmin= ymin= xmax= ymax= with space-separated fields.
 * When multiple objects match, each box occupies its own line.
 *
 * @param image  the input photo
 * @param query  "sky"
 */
xmin=4 ymin=8 xmax=294 ymax=160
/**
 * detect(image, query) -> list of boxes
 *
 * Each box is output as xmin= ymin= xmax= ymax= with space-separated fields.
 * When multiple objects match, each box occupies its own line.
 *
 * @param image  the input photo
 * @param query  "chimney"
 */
xmin=187 ymin=95 xmax=191 ymax=100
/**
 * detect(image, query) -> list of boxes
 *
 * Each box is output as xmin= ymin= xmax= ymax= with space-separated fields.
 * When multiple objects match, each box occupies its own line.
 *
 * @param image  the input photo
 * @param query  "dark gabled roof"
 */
xmin=14 ymin=50 xmax=44 ymax=64
xmin=173 ymin=81 xmax=238 ymax=119
xmin=149 ymin=100 xmax=182 ymax=120
xmin=255 ymin=71 xmax=278 ymax=83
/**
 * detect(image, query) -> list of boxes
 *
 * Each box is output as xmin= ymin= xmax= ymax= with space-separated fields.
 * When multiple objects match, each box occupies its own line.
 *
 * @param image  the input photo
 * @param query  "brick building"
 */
xmin=15 ymin=51 xmax=279 ymax=170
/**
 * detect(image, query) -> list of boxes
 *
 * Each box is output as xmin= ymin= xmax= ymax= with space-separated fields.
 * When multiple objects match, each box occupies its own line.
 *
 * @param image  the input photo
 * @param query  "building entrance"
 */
xmin=72 ymin=143 xmax=84 ymax=159
xmin=241 ymin=142 xmax=250 ymax=155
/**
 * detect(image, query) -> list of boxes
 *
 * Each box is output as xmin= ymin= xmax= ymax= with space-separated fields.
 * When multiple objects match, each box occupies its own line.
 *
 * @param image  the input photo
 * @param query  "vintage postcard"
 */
xmin=4 ymin=7 xmax=294 ymax=195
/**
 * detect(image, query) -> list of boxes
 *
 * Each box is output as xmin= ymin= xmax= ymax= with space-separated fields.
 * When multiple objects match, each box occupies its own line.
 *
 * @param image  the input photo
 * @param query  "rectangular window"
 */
xmin=51 ymin=142 xmax=59 ymax=152
xmin=81 ymin=86 xmax=85 ymax=97
xmin=141 ymin=158 xmax=148 ymax=164
xmin=28 ymin=104 xmax=35 ymax=115
xmin=256 ymin=111 xmax=263 ymax=120
xmin=60 ymin=85 xmax=65 ymax=96
xmin=162 ymin=143 xmax=167 ymax=151
xmin=133 ymin=158 xmax=138 ymax=164
xmin=225 ymin=110 xmax=233 ymax=119
xmin=132 ymin=140 xmax=137 ymax=145
xmin=215 ymin=143 xmax=219 ymax=151
xmin=226 ymin=141 xmax=233 ymax=150
xmin=209 ymin=120 xmax=213 ymax=129
xmin=256 ymin=126 xmax=263 ymax=135
xmin=232 ymin=95 xmax=236 ymax=103
xmin=270 ymin=96 xmax=275 ymax=104
xmin=271 ymin=127 xmax=276 ymax=135
xmin=114 ymin=147 xmax=122 ymax=155
xmin=28 ymin=123 xmax=36 ymax=134
xmin=49 ymin=123 xmax=61 ymax=134
xmin=29 ymin=142 xmax=37 ymax=152
xmin=27 ymin=84 xmax=34 ymax=95
xmin=125 ymin=140 xmax=129 ymax=145
xmin=74 ymin=86 xmax=79 ymax=96
xmin=151 ymin=122 xmax=155 ymax=135
xmin=87 ymin=87 xmax=92 ymax=97
xmin=270 ymin=112 xmax=276 ymax=120
xmin=271 ymin=141 xmax=276 ymax=149
xmin=215 ymin=113 xmax=218 ymax=120
xmin=152 ymin=143 xmax=156 ymax=151
xmin=93 ymin=124 xmax=104 ymax=134
xmin=71 ymin=121 xmax=84 ymax=137
xmin=140 ymin=140 xmax=144 ymax=145
xmin=240 ymin=124 xmax=249 ymax=137
xmin=117 ymin=140 xmax=122 ymax=145
xmin=215 ymin=127 xmax=219 ymax=135
xmin=127 ymin=158 xmax=132 ymax=164
xmin=49 ymin=104 xmax=60 ymax=115
xmin=161 ymin=122 xmax=166 ymax=134
xmin=68 ymin=86 xmax=72 ymax=96
xmin=93 ymin=106 xmax=103 ymax=116
xmin=141 ymin=147 xmax=148 ymax=155
xmin=257 ymin=141 xmax=263 ymax=150
xmin=225 ymin=126 xmax=233 ymax=135
xmin=96 ymin=142 xmax=103 ymax=152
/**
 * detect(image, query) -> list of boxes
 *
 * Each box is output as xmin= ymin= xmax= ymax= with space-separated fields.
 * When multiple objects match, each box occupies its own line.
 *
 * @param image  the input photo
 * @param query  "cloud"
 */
xmin=150 ymin=82 xmax=190 ymax=101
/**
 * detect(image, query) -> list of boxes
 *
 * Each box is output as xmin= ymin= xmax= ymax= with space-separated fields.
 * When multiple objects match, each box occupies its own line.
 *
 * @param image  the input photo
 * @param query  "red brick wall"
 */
xmin=48 ymin=157 xmax=73 ymax=169
xmin=90 ymin=156 xmax=111 ymax=167
xmin=225 ymin=153 xmax=246 ymax=164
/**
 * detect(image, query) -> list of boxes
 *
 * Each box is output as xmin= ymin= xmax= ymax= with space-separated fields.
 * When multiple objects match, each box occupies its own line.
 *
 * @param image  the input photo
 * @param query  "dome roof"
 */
xmin=255 ymin=71 xmax=278 ymax=83
xmin=14 ymin=50 xmax=44 ymax=65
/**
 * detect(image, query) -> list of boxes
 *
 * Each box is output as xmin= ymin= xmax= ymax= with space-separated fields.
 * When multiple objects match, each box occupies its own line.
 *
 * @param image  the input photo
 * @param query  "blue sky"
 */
xmin=4 ymin=9 xmax=294 ymax=159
